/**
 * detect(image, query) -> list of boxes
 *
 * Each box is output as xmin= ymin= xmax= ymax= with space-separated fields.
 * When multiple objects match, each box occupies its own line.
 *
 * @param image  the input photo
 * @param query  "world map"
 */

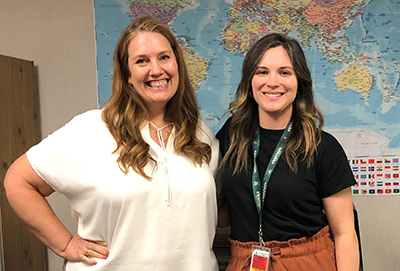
xmin=94 ymin=0 xmax=400 ymax=194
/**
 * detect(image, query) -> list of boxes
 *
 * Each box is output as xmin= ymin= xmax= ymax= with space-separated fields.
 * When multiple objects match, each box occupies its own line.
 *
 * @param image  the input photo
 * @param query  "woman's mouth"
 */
xmin=263 ymin=92 xmax=283 ymax=97
xmin=147 ymin=79 xmax=168 ymax=88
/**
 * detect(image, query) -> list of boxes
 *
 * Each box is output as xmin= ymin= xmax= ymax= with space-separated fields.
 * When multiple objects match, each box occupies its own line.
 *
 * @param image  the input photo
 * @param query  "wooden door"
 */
xmin=0 ymin=54 xmax=47 ymax=271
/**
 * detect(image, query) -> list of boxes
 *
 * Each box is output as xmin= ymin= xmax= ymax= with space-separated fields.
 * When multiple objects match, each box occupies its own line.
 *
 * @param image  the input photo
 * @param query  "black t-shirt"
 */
xmin=216 ymin=117 xmax=356 ymax=242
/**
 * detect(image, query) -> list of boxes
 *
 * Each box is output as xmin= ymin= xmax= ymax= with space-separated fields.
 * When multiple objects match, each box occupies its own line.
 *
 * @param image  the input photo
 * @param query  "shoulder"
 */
xmin=197 ymin=121 xmax=220 ymax=170
xmin=216 ymin=117 xmax=232 ymax=152
xmin=53 ymin=109 xmax=103 ymax=131
xmin=321 ymin=130 xmax=340 ymax=144
xmin=316 ymin=130 xmax=351 ymax=172
xmin=316 ymin=131 xmax=356 ymax=197
xmin=216 ymin=117 xmax=232 ymax=141
xmin=197 ymin=120 xmax=217 ymax=145
xmin=41 ymin=109 xmax=108 ymax=144
xmin=318 ymin=131 xmax=347 ymax=157
xmin=69 ymin=109 xmax=106 ymax=131
xmin=69 ymin=109 xmax=103 ymax=126
xmin=198 ymin=120 xmax=214 ymax=137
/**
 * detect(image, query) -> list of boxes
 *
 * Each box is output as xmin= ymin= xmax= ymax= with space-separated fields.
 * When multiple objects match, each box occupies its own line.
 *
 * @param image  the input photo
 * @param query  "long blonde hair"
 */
xmin=102 ymin=17 xmax=211 ymax=179
xmin=222 ymin=33 xmax=324 ymax=174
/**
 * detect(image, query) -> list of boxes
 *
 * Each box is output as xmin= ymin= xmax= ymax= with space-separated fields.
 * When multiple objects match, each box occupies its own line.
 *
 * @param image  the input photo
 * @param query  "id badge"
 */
xmin=249 ymin=245 xmax=271 ymax=271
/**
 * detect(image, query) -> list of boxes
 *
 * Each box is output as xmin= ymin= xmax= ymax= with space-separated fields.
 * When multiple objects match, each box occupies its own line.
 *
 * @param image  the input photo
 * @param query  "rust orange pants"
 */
xmin=226 ymin=226 xmax=336 ymax=271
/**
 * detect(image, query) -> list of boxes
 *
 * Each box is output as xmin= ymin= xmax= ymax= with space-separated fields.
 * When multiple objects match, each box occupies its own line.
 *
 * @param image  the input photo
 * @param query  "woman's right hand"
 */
xmin=61 ymin=235 xmax=109 ymax=265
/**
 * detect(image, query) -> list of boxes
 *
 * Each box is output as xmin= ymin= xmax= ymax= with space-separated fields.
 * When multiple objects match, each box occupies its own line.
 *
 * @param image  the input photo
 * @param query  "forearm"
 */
xmin=4 ymin=155 xmax=73 ymax=257
xmin=6 ymin=183 xmax=73 ymax=256
xmin=334 ymin=232 xmax=359 ymax=271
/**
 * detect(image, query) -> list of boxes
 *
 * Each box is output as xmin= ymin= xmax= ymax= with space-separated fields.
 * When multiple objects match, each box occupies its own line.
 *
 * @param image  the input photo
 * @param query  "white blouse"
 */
xmin=27 ymin=109 xmax=220 ymax=271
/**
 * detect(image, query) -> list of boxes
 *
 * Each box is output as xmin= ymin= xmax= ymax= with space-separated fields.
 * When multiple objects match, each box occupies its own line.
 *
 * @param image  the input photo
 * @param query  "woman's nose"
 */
xmin=149 ymin=60 xmax=162 ymax=76
xmin=266 ymin=73 xmax=279 ymax=87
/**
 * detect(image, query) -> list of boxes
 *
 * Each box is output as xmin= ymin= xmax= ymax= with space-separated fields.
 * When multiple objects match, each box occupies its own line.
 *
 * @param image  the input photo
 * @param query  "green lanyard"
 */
xmin=252 ymin=120 xmax=292 ymax=244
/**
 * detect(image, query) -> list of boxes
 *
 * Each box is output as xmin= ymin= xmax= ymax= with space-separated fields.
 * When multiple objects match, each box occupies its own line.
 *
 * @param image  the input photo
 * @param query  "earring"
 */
xmin=249 ymin=91 xmax=253 ymax=97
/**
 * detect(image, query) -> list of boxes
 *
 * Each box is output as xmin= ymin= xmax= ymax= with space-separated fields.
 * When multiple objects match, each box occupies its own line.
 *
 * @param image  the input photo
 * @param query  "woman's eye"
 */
xmin=160 ymin=55 xmax=170 ymax=61
xmin=256 ymin=69 xmax=268 ymax=75
xmin=136 ymin=59 xmax=145 ymax=64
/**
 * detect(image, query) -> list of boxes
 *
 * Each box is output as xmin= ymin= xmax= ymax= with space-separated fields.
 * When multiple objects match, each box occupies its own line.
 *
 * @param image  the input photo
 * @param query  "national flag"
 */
xmin=376 ymin=166 xmax=383 ymax=171
xmin=360 ymin=159 xmax=367 ymax=164
xmin=393 ymin=173 xmax=399 ymax=178
xmin=393 ymin=158 xmax=399 ymax=163
xmin=385 ymin=189 xmax=392 ymax=194
xmin=385 ymin=182 xmax=391 ymax=186
xmin=352 ymin=167 xmax=358 ymax=172
xmin=394 ymin=189 xmax=400 ymax=193
xmin=393 ymin=182 xmax=399 ymax=186
xmin=355 ymin=174 xmax=359 ymax=179
xmin=369 ymin=181 xmax=375 ymax=186
xmin=360 ymin=181 xmax=367 ymax=186
xmin=368 ymin=159 xmax=375 ymax=164
xmin=377 ymin=189 xmax=383 ymax=194
xmin=353 ymin=189 xmax=359 ymax=195
xmin=377 ymin=173 xmax=383 ymax=178
xmin=385 ymin=158 xmax=391 ymax=163
xmin=385 ymin=165 xmax=391 ymax=170
xmin=352 ymin=159 xmax=358 ymax=164
xmin=368 ymin=166 xmax=375 ymax=171
xmin=385 ymin=174 xmax=391 ymax=179
xmin=369 ymin=174 xmax=375 ymax=179
xmin=360 ymin=174 xmax=367 ymax=179
xmin=377 ymin=181 xmax=383 ymax=186
xmin=360 ymin=167 xmax=367 ymax=172
xmin=362 ymin=189 xmax=368 ymax=194
xmin=369 ymin=189 xmax=375 ymax=194
xmin=376 ymin=158 xmax=383 ymax=163
xmin=393 ymin=165 xmax=399 ymax=171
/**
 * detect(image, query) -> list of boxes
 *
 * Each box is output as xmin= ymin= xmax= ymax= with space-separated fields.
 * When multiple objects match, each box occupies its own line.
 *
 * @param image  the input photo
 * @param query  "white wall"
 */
xmin=0 ymin=0 xmax=98 ymax=270
xmin=353 ymin=196 xmax=400 ymax=270
xmin=1 ymin=1 xmax=400 ymax=271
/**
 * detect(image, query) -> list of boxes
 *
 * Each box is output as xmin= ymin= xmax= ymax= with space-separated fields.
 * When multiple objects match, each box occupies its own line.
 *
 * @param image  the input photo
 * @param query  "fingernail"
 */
xmin=93 ymin=261 xmax=97 ymax=265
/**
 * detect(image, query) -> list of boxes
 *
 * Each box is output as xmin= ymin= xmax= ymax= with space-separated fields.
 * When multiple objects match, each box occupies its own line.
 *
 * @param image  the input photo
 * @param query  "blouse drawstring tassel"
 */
xmin=149 ymin=122 xmax=172 ymax=207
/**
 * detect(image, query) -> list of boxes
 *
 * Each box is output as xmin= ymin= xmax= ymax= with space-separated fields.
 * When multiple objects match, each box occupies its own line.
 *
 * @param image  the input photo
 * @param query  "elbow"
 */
xmin=4 ymin=167 xmax=15 ymax=196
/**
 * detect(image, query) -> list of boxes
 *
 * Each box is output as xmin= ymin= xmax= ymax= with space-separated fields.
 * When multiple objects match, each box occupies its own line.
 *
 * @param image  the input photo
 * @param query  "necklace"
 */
xmin=149 ymin=122 xmax=173 ymax=148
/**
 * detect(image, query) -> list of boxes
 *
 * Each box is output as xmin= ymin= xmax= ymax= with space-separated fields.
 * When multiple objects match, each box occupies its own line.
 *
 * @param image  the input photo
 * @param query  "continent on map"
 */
xmin=128 ymin=2 xmax=179 ymax=24
xmin=222 ymin=15 xmax=270 ymax=52
xmin=222 ymin=0 xmax=371 ymax=53
xmin=182 ymin=47 xmax=209 ymax=89
xmin=303 ymin=0 xmax=362 ymax=35
xmin=128 ymin=0 xmax=196 ymax=24
xmin=335 ymin=64 xmax=372 ymax=98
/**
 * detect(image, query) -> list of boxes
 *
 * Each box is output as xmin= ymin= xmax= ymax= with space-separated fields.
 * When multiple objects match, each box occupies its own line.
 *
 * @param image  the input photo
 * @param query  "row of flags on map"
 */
xmin=350 ymin=157 xmax=399 ymax=195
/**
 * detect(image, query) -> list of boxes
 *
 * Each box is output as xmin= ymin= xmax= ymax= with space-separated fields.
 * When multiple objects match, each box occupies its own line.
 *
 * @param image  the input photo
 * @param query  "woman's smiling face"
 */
xmin=251 ymin=45 xmax=298 ymax=126
xmin=127 ymin=31 xmax=179 ymax=111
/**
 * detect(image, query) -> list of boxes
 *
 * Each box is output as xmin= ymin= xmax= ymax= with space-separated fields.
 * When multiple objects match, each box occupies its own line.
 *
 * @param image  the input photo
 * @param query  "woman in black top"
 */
xmin=217 ymin=33 xmax=359 ymax=271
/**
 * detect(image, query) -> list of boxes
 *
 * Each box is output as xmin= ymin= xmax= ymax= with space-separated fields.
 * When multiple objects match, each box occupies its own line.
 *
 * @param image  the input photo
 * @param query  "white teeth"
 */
xmin=264 ymin=93 xmax=282 ymax=97
xmin=149 ymin=80 xmax=167 ymax=87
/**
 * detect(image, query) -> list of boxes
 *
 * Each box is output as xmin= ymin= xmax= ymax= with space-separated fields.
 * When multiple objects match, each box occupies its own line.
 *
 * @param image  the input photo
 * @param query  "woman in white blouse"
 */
xmin=4 ymin=17 xmax=219 ymax=271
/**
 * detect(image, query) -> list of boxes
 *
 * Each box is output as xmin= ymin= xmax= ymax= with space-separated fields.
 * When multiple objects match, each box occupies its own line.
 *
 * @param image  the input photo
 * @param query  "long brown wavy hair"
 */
xmin=102 ymin=17 xmax=211 ymax=179
xmin=222 ymin=33 xmax=324 ymax=174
